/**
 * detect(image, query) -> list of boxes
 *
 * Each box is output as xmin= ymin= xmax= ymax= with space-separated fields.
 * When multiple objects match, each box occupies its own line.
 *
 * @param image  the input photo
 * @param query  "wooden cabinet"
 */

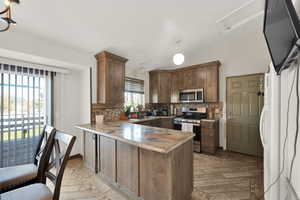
xmin=183 ymin=70 xmax=195 ymax=89
xmin=95 ymin=51 xmax=128 ymax=106
xmin=149 ymin=71 xmax=171 ymax=103
xmin=134 ymin=118 xmax=174 ymax=129
xmin=100 ymin=136 xmax=116 ymax=182
xmin=201 ymin=120 xmax=219 ymax=154
xmin=116 ymin=141 xmax=139 ymax=195
xmin=83 ymin=132 xmax=96 ymax=170
xmin=159 ymin=118 xmax=173 ymax=129
xmin=171 ymin=72 xmax=181 ymax=103
xmin=205 ymin=65 xmax=219 ymax=102
xmin=149 ymin=61 xmax=220 ymax=103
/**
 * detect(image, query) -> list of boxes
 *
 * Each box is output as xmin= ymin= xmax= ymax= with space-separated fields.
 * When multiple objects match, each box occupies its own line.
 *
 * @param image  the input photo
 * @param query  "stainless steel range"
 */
xmin=173 ymin=108 xmax=208 ymax=153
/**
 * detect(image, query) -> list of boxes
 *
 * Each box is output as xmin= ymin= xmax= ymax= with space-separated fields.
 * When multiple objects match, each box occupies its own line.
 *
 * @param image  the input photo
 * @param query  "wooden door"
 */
xmin=226 ymin=74 xmax=264 ymax=156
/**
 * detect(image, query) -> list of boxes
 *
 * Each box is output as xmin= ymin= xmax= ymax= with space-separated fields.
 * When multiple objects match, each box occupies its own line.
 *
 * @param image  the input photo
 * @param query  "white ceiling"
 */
xmin=8 ymin=0 xmax=264 ymax=70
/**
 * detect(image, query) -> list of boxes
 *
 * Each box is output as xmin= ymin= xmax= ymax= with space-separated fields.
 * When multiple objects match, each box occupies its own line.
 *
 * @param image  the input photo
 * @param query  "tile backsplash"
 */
xmin=91 ymin=104 xmax=122 ymax=123
xmin=147 ymin=102 xmax=223 ymax=119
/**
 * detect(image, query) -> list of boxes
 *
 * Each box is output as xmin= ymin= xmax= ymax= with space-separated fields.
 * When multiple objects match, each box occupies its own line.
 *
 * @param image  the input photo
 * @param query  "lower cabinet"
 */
xmin=116 ymin=141 xmax=139 ymax=196
xmin=201 ymin=120 xmax=219 ymax=154
xmin=140 ymin=140 xmax=193 ymax=200
xmin=100 ymin=136 xmax=116 ymax=182
xmin=94 ymin=135 xmax=193 ymax=200
xmin=135 ymin=118 xmax=174 ymax=129
xmin=83 ymin=132 xmax=96 ymax=170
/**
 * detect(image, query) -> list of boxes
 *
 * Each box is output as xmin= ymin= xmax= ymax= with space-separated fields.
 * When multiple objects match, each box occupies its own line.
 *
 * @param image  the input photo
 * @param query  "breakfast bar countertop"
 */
xmin=75 ymin=118 xmax=194 ymax=154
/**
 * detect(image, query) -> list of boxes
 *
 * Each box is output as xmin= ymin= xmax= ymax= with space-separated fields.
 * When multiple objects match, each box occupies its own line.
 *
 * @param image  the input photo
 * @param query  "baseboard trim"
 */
xmin=69 ymin=154 xmax=83 ymax=160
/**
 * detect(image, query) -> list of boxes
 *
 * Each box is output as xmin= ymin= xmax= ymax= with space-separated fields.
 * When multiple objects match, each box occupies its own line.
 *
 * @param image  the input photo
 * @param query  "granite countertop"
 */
xmin=200 ymin=119 xmax=219 ymax=122
xmin=76 ymin=118 xmax=194 ymax=154
xmin=127 ymin=115 xmax=175 ymax=123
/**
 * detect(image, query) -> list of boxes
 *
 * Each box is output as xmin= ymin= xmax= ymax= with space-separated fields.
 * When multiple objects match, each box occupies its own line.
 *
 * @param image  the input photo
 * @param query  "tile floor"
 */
xmin=56 ymin=151 xmax=263 ymax=200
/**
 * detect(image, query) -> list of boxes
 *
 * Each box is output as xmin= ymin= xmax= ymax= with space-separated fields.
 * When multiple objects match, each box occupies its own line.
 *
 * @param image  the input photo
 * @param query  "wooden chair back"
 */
xmin=45 ymin=131 xmax=76 ymax=200
xmin=34 ymin=125 xmax=56 ymax=182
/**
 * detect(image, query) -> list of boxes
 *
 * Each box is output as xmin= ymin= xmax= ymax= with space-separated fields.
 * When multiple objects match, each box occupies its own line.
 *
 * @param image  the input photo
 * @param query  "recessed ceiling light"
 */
xmin=173 ymin=53 xmax=185 ymax=65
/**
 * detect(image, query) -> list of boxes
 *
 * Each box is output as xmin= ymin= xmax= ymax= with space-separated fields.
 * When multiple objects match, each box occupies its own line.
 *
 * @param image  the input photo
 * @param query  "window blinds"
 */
xmin=125 ymin=77 xmax=144 ymax=94
xmin=0 ymin=63 xmax=54 ymax=167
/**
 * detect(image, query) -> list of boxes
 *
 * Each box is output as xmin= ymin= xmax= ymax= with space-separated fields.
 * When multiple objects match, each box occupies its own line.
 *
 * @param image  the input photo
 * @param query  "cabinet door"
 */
xmin=158 ymin=72 xmax=171 ymax=103
xmin=149 ymin=72 xmax=159 ymax=103
xmin=117 ymin=142 xmax=139 ymax=195
xmin=160 ymin=118 xmax=173 ymax=129
xmin=100 ymin=136 xmax=116 ymax=182
xmin=107 ymin=59 xmax=125 ymax=106
xmin=171 ymin=72 xmax=179 ymax=103
xmin=183 ymin=70 xmax=194 ymax=89
xmin=84 ymin=132 xmax=96 ymax=170
xmin=177 ymin=72 xmax=184 ymax=90
xmin=195 ymin=68 xmax=206 ymax=89
xmin=205 ymin=66 xmax=219 ymax=102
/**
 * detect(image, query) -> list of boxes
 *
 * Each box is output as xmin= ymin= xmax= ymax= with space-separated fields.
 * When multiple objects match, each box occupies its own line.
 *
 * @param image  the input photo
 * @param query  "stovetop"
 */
xmin=175 ymin=111 xmax=207 ymax=122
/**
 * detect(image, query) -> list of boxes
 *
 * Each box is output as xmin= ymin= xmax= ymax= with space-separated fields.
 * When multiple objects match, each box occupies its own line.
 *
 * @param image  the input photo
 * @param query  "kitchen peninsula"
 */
xmin=76 ymin=117 xmax=194 ymax=200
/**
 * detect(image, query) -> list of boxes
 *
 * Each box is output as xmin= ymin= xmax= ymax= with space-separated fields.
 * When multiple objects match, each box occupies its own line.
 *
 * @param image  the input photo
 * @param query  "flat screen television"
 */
xmin=264 ymin=0 xmax=300 ymax=74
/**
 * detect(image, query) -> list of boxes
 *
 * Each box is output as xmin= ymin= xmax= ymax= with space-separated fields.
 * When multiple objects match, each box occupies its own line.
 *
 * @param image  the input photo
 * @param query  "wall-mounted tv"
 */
xmin=263 ymin=0 xmax=300 ymax=74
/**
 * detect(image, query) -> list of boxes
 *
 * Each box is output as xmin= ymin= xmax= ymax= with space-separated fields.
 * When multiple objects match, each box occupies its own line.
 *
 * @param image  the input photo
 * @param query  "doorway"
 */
xmin=226 ymin=73 xmax=264 ymax=156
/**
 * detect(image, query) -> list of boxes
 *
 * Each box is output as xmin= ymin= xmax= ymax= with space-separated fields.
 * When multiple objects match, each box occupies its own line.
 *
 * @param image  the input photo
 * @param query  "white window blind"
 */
xmin=124 ymin=77 xmax=145 ymax=107
xmin=0 ymin=63 xmax=53 ymax=167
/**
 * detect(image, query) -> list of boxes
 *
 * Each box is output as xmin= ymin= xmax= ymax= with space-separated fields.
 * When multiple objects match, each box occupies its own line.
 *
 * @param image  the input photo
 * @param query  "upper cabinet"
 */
xmin=95 ymin=51 xmax=128 ymax=106
xmin=149 ymin=61 xmax=220 ymax=104
xmin=149 ymin=70 xmax=172 ymax=103
xmin=205 ymin=65 xmax=219 ymax=103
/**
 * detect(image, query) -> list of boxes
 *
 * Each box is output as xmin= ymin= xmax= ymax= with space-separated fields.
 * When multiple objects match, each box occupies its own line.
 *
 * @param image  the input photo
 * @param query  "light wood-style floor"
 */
xmin=57 ymin=151 xmax=263 ymax=200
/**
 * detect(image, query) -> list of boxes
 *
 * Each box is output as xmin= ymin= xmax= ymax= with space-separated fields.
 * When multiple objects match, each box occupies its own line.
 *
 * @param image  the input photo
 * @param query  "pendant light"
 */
xmin=173 ymin=40 xmax=185 ymax=66
xmin=173 ymin=53 xmax=185 ymax=65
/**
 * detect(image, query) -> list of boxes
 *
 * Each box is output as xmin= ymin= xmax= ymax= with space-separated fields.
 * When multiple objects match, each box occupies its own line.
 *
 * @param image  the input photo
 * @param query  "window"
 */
xmin=0 ymin=63 xmax=53 ymax=167
xmin=124 ymin=77 xmax=145 ymax=109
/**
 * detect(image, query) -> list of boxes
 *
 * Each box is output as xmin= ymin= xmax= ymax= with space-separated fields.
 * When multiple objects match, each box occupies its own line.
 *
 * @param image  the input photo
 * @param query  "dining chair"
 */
xmin=0 ymin=125 xmax=56 ymax=193
xmin=0 ymin=131 xmax=76 ymax=200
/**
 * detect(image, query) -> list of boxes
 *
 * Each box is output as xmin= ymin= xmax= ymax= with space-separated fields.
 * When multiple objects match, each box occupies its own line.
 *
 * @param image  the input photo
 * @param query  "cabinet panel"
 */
xmin=95 ymin=51 xmax=127 ymax=106
xmin=201 ymin=120 xmax=219 ymax=154
xmin=149 ymin=71 xmax=171 ymax=103
xmin=171 ymin=72 xmax=179 ymax=103
xmin=205 ymin=66 xmax=219 ymax=102
xmin=183 ymin=70 xmax=194 ymax=89
xmin=195 ymin=68 xmax=206 ymax=90
xmin=159 ymin=72 xmax=171 ymax=103
xmin=100 ymin=136 xmax=116 ymax=182
xmin=149 ymin=72 xmax=159 ymax=103
xmin=149 ymin=61 xmax=220 ymax=104
xmin=117 ymin=142 xmax=139 ymax=195
xmin=84 ymin=132 xmax=95 ymax=170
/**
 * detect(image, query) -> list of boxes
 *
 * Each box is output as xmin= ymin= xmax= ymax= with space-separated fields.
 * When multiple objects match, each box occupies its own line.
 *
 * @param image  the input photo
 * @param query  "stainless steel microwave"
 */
xmin=179 ymin=89 xmax=204 ymax=103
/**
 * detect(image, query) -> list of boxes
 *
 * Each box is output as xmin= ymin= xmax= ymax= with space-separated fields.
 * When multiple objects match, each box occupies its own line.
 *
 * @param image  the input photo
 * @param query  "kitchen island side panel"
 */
xmin=140 ymin=140 xmax=193 ymax=200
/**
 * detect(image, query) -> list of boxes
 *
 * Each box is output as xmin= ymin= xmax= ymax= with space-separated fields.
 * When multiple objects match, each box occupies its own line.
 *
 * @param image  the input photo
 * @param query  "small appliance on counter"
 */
xmin=173 ymin=107 xmax=208 ymax=153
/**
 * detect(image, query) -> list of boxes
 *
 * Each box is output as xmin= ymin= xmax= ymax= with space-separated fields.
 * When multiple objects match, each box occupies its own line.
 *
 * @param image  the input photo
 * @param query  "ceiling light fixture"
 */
xmin=173 ymin=53 xmax=185 ymax=65
xmin=0 ymin=0 xmax=19 ymax=32
xmin=173 ymin=39 xmax=185 ymax=66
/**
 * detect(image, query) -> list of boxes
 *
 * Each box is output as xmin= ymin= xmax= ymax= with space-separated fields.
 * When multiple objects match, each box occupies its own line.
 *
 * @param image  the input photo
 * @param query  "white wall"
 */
xmin=0 ymin=29 xmax=93 ymax=156
xmin=0 ymin=29 xmax=95 ymax=70
xmin=53 ymin=68 xmax=90 ymax=156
